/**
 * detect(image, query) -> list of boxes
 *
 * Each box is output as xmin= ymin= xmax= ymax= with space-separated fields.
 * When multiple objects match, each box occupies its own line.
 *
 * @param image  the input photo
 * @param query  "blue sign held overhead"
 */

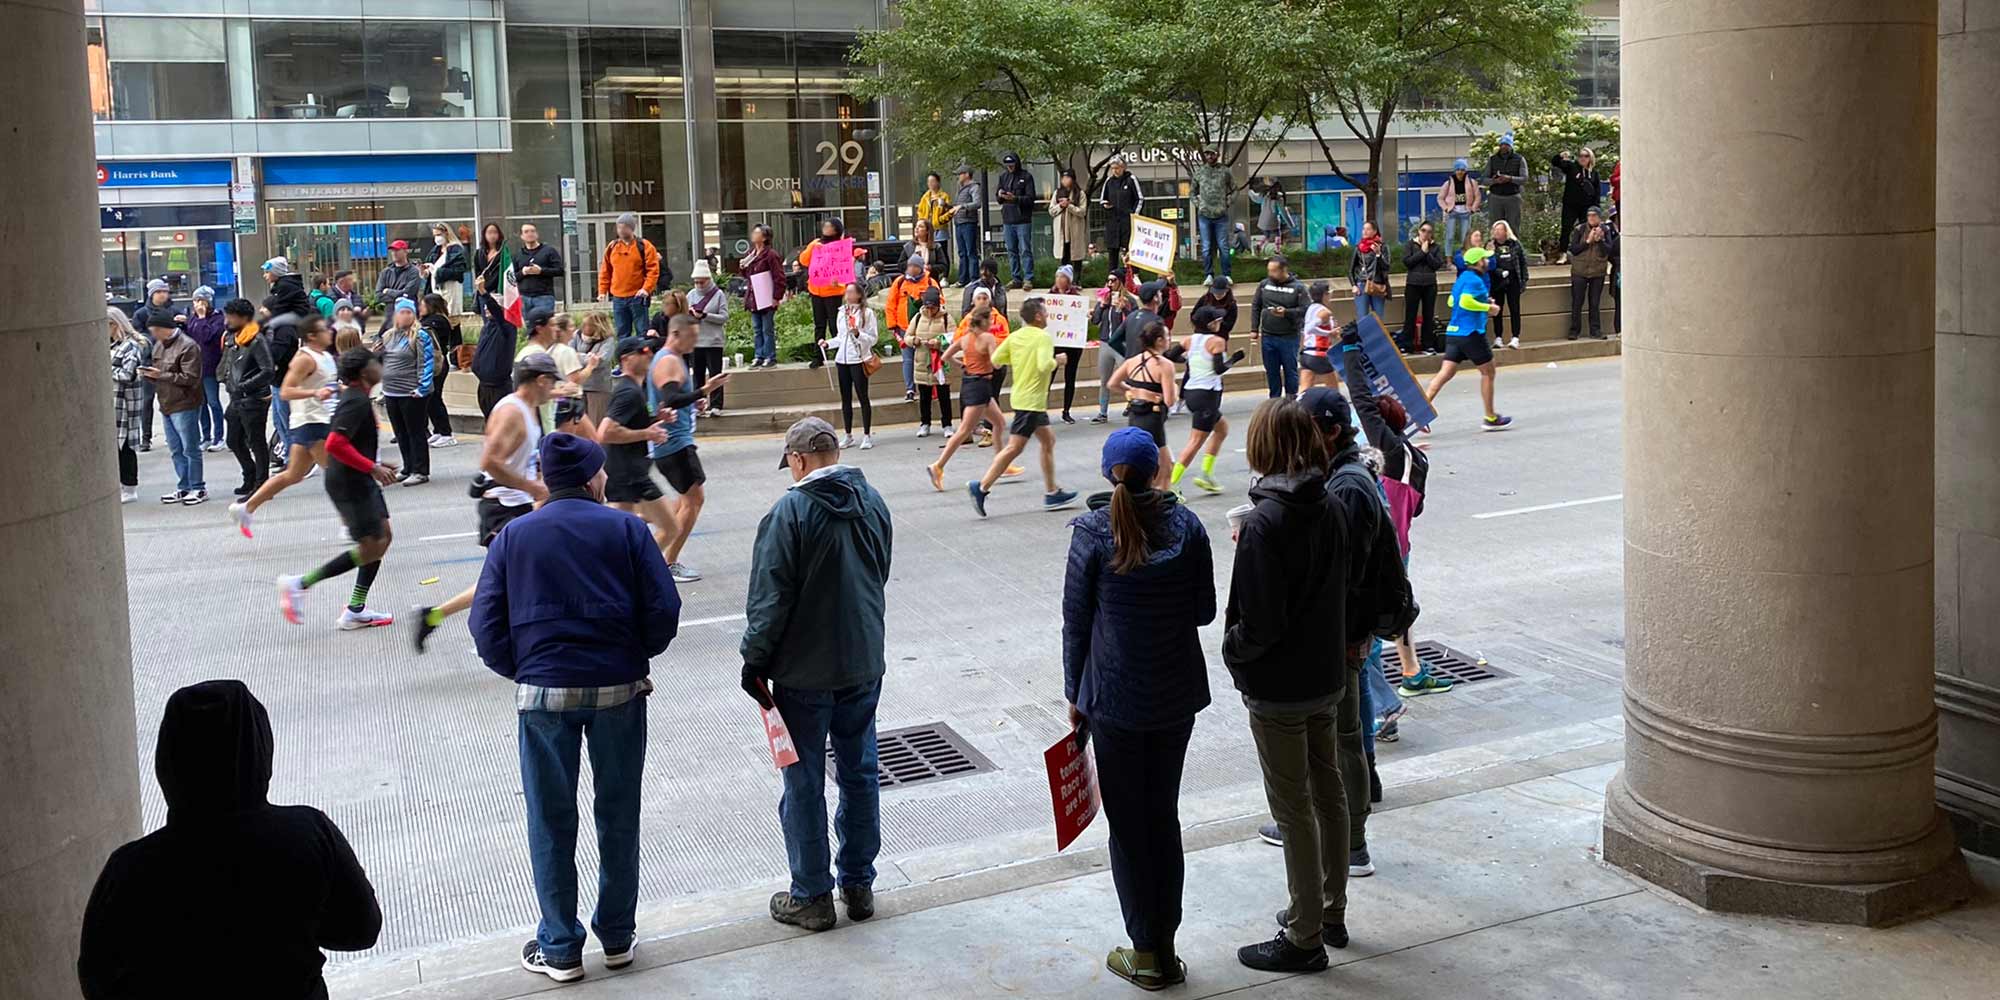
xmin=1353 ymin=312 xmax=1439 ymax=431
xmin=97 ymin=160 xmax=232 ymax=188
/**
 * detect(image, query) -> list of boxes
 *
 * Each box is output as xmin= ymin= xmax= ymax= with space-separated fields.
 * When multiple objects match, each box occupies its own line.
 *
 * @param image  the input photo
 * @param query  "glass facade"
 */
xmin=98 ymin=17 xmax=229 ymax=120
xmin=1571 ymin=29 xmax=1621 ymax=108
xmin=252 ymin=20 xmax=491 ymax=119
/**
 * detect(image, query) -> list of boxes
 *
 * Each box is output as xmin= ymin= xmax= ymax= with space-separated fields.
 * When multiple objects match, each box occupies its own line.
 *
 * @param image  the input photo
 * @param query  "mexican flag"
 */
xmin=498 ymin=245 xmax=523 ymax=327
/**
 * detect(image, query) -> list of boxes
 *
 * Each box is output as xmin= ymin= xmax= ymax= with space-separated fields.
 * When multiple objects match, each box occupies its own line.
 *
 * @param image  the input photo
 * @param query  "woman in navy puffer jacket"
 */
xmin=1060 ymin=426 xmax=1215 ymax=991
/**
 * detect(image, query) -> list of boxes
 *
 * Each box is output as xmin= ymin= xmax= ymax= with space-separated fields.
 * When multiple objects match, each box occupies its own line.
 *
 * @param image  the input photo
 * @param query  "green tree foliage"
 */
xmin=1290 ymin=0 xmax=1588 ymax=221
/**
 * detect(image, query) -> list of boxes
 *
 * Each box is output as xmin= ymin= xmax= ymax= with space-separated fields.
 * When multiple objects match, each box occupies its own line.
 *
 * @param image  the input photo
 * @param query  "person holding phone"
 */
xmin=1061 ymin=427 xmax=1215 ymax=991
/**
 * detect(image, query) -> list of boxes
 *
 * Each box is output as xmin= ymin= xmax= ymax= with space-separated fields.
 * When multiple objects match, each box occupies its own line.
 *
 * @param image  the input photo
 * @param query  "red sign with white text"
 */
xmin=1044 ymin=730 xmax=1100 ymax=851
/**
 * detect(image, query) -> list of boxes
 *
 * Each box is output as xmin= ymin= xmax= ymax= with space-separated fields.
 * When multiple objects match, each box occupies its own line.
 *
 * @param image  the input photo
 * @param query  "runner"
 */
xmin=1297 ymin=281 xmax=1340 ymax=394
xmin=926 ymin=304 xmax=1009 ymax=491
xmin=965 ymin=299 xmax=1079 ymax=517
xmin=1169 ymin=305 xmax=1246 ymax=495
xmin=410 ymin=354 xmax=556 ymax=653
xmin=1106 ymin=321 xmax=1178 ymax=489
xmin=229 ymin=315 xmax=336 ymax=538
xmin=1422 ymin=247 xmax=1512 ymax=431
xmin=648 ymin=314 xmax=728 ymax=583
xmin=595 ymin=336 xmax=679 ymax=554
xmin=960 ymin=286 xmax=1008 ymax=448
xmin=274 ymin=348 xmax=399 ymax=630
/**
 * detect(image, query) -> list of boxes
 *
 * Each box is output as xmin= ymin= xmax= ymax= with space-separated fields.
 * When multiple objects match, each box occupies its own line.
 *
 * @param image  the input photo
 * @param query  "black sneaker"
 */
xmin=1061 ymin=412 xmax=1076 ymax=424
xmin=1237 ymin=930 xmax=1328 ymax=972
xmin=1258 ymin=822 xmax=1283 ymax=847
xmin=840 ymin=884 xmax=875 ymax=921
xmin=412 ymin=606 xmax=439 ymax=654
xmin=1007 ymin=278 xmax=1024 ymax=290
xmin=770 ymin=891 xmax=837 ymax=932
xmin=1275 ymin=909 xmax=1350 ymax=948
xmin=520 ymin=939 xmax=584 ymax=983
xmin=1349 ymin=846 xmax=1376 ymax=877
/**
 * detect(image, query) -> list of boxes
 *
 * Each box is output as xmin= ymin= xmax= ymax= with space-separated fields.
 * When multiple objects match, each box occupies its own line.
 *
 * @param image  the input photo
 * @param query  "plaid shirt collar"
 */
xmin=515 ymin=678 xmax=653 ymax=713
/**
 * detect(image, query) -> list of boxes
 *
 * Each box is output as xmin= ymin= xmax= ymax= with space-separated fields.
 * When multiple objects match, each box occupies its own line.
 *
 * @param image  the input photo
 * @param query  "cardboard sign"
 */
xmin=806 ymin=238 xmax=855 ymax=289
xmin=1044 ymin=729 xmax=1101 ymax=851
xmin=1040 ymin=293 xmax=1091 ymax=348
xmin=1354 ymin=312 xmax=1440 ymax=430
xmin=1125 ymin=216 xmax=1178 ymax=275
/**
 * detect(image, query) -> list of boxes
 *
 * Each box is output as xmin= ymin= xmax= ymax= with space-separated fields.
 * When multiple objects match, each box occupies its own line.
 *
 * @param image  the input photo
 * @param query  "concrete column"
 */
xmin=0 ymin=0 xmax=143 ymax=993
xmin=1605 ymin=0 xmax=1971 ymax=924
xmin=682 ymin=0 xmax=721 ymax=257
xmin=1936 ymin=0 xmax=2000 ymax=857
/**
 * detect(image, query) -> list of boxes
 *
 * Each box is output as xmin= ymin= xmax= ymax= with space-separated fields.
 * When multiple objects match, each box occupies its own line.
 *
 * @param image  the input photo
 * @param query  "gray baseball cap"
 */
xmin=777 ymin=416 xmax=840 ymax=469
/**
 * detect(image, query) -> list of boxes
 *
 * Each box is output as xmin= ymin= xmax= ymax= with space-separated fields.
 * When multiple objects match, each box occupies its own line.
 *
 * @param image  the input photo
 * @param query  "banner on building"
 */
xmin=1125 ymin=215 xmax=1178 ymax=275
xmin=1040 ymin=293 xmax=1091 ymax=348
xmin=1355 ymin=313 xmax=1439 ymax=430
xmin=1044 ymin=728 xmax=1100 ymax=851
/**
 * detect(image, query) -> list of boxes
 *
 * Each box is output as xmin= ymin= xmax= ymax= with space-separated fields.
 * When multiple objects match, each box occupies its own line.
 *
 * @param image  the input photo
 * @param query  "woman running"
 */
xmin=927 ymin=304 xmax=1008 ymax=491
xmin=1298 ymin=281 xmax=1339 ymax=394
xmin=229 ymin=314 xmax=337 ymax=538
xmin=1170 ymin=305 xmax=1244 ymax=495
xmin=1106 ymin=321 xmax=1177 ymax=489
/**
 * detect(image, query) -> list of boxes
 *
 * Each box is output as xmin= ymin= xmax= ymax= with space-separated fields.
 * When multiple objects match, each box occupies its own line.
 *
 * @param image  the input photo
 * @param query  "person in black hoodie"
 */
xmin=1550 ymin=148 xmax=1603 ymax=262
xmin=471 ymin=296 xmax=522 ymax=418
xmin=220 ymin=299 xmax=276 ymax=498
xmin=261 ymin=259 xmax=313 ymax=463
xmin=1399 ymin=221 xmax=1445 ymax=355
xmin=419 ymin=293 xmax=461 ymax=443
xmin=78 ymin=680 xmax=381 ymax=999
xmin=1097 ymin=156 xmax=1144 ymax=265
xmin=995 ymin=151 xmax=1038 ymax=289
xmin=1223 ymin=397 xmax=1350 ymax=975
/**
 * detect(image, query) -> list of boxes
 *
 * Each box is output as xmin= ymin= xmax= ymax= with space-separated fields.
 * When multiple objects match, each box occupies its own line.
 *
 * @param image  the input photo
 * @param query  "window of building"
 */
xmin=713 ymin=30 xmax=878 ymax=121
xmin=718 ymin=118 xmax=880 ymax=212
xmin=253 ymin=20 xmax=488 ymax=119
xmin=507 ymin=26 xmax=685 ymax=122
xmin=103 ymin=17 xmax=229 ymax=120
xmin=1571 ymin=33 xmax=1620 ymax=108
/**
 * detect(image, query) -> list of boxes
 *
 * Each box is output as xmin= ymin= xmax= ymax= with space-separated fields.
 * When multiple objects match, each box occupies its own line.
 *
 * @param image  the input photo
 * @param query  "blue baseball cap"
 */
xmin=1101 ymin=426 xmax=1160 ymax=483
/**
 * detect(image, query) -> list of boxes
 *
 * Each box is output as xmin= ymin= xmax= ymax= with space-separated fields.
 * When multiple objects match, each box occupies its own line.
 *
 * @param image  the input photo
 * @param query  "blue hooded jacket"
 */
xmin=470 ymin=497 xmax=681 ymax=688
xmin=1062 ymin=497 xmax=1215 ymax=729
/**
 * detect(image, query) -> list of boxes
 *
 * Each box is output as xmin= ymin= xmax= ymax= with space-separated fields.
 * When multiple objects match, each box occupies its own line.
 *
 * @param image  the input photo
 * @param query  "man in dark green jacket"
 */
xmin=740 ymin=416 xmax=894 ymax=934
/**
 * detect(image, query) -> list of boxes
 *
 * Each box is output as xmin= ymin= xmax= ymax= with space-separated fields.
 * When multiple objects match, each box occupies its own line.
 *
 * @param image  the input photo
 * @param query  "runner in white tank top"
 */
xmin=485 ymin=394 xmax=542 ymax=508
xmin=291 ymin=345 xmax=336 ymax=428
xmin=1169 ymin=304 xmax=1240 ymax=496
xmin=232 ymin=317 xmax=339 ymax=535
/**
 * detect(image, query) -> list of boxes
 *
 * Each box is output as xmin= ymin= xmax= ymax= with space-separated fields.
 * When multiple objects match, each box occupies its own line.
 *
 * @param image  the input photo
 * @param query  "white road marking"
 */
xmin=681 ymin=613 xmax=746 ymax=628
xmin=1472 ymin=494 xmax=1623 ymax=519
xmin=419 ymin=530 xmax=479 ymax=542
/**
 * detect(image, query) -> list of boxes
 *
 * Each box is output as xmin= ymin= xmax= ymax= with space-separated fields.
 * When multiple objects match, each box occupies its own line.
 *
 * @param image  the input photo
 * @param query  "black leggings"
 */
xmin=691 ymin=346 xmax=725 ymax=409
xmin=425 ymin=374 xmax=453 ymax=437
xmin=1055 ymin=346 xmax=1083 ymax=415
xmin=1400 ymin=283 xmax=1438 ymax=352
xmin=836 ymin=362 xmax=872 ymax=434
xmin=917 ymin=380 xmax=953 ymax=426
xmin=225 ymin=397 xmax=271 ymax=493
xmin=811 ymin=294 xmax=841 ymax=349
xmin=119 ymin=444 xmax=138 ymax=487
xmin=383 ymin=395 xmax=431 ymax=475
xmin=1491 ymin=284 xmax=1523 ymax=341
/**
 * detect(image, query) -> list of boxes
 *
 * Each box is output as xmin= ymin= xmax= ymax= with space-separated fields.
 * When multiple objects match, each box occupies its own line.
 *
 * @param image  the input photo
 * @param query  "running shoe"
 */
xmin=276 ymin=574 xmax=306 ymax=625
xmin=160 ymin=490 xmax=187 ymax=504
xmin=1043 ymin=489 xmax=1078 ymax=511
xmin=904 ymin=388 xmax=917 ymax=401
xmin=1399 ymin=670 xmax=1455 ymax=696
xmin=119 ymin=487 xmax=138 ymax=504
xmin=1349 ymin=847 xmax=1376 ymax=877
xmin=1508 ymin=337 xmax=1521 ymax=349
xmin=1258 ymin=822 xmax=1283 ymax=847
xmin=1061 ymin=413 xmax=1076 ymax=425
xmin=917 ymin=424 xmax=930 ymax=438
xmin=1481 ymin=414 xmax=1513 ymax=431
xmin=668 ymin=562 xmax=701 ymax=583
xmin=966 ymin=481 xmax=989 ymax=518
xmin=1374 ymin=718 xmax=1401 ymax=743
xmin=1273 ymin=909 xmax=1349 ymax=948
xmin=181 ymin=490 xmax=209 ymax=506
xmin=841 ymin=434 xmax=856 ymax=448
xmin=434 ymin=434 xmax=460 ymax=448
xmin=1089 ymin=413 xmax=1108 ymax=424
xmin=338 ymin=608 xmax=394 ymax=631
xmin=1000 ymin=465 xmax=1025 ymax=481
xmin=1236 ymin=931 xmax=1327 ymax=973
xmin=302 ymin=464 xmax=318 ymax=480
xmin=604 ymin=941 xmax=637 ymax=970
xmin=926 ymin=464 xmax=944 ymax=492
xmin=859 ymin=435 xmax=874 ymax=450
xmin=401 ymin=473 xmax=430 ymax=487
xmin=1191 ymin=475 xmax=1223 ymax=495
xmin=520 ymin=940 xmax=584 ymax=983
xmin=1379 ymin=701 xmax=1409 ymax=727
xmin=412 ymin=606 xmax=438 ymax=653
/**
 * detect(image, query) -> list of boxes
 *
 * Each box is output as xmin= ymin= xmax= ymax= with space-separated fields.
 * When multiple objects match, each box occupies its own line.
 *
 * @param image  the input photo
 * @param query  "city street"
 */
xmin=118 ymin=356 xmax=1627 ymax=969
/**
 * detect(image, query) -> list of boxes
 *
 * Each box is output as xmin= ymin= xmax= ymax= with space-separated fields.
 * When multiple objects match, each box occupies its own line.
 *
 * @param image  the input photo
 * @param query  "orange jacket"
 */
xmin=798 ymin=240 xmax=865 ymax=298
xmin=598 ymin=238 xmax=661 ymax=298
xmin=884 ymin=274 xmax=939 ymax=333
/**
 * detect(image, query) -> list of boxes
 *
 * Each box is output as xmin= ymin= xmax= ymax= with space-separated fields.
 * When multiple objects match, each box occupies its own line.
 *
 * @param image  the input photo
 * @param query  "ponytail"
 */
xmin=1107 ymin=464 xmax=1159 ymax=574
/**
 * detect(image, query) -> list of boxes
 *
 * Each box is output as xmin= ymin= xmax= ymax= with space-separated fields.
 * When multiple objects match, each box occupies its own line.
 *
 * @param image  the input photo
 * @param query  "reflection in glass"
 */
xmin=254 ymin=20 xmax=487 ymax=119
xmin=105 ymin=17 xmax=229 ymax=120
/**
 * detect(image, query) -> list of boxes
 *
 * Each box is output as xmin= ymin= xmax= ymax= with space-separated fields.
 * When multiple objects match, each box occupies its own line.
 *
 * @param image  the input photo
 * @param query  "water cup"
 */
xmin=734 ymin=352 xmax=744 ymax=368
xmin=1225 ymin=502 xmax=1255 ymax=537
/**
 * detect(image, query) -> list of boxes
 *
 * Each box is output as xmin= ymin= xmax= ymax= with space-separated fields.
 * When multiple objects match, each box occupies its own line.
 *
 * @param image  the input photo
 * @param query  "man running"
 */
xmin=646 ymin=314 xmax=728 ymax=583
xmin=230 ymin=314 xmax=337 ymax=538
xmin=1422 ymin=247 xmax=1511 ymax=430
xmin=275 ymin=348 xmax=398 ymax=630
xmin=926 ymin=305 xmax=1008 ymax=491
xmin=966 ymin=298 xmax=1078 ymax=516
xmin=596 ymin=337 xmax=678 ymax=554
xmin=411 ymin=354 xmax=557 ymax=653
xmin=1169 ymin=304 xmax=1246 ymax=495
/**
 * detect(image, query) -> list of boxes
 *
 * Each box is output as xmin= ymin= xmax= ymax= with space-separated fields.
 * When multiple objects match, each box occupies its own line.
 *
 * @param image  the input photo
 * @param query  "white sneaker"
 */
xmin=337 ymin=608 xmax=394 ymax=630
xmin=228 ymin=501 xmax=254 ymax=538
xmin=160 ymin=490 xmax=187 ymax=504
xmin=276 ymin=574 xmax=306 ymax=624
xmin=841 ymin=434 xmax=857 ymax=448
xmin=119 ymin=487 xmax=138 ymax=504
xmin=917 ymin=424 xmax=931 ymax=438
xmin=859 ymin=435 xmax=874 ymax=450
xmin=1508 ymin=337 xmax=1521 ymax=349
xmin=604 ymin=941 xmax=637 ymax=970
xmin=302 ymin=464 xmax=319 ymax=481
xmin=400 ymin=473 xmax=430 ymax=487
xmin=668 ymin=562 xmax=702 ymax=583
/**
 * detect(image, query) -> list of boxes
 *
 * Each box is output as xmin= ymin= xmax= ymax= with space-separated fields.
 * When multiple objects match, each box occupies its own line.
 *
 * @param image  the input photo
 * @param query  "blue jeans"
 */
xmin=1444 ymin=211 xmax=1472 ymax=258
xmin=1198 ymin=214 xmax=1231 ymax=277
xmin=199 ymin=373 xmax=224 ymax=442
xmin=518 ymin=696 xmax=647 ymax=965
xmin=1260 ymin=334 xmax=1300 ymax=398
xmin=752 ymin=308 xmax=777 ymax=363
xmin=1358 ymin=640 xmax=1399 ymax=757
xmin=611 ymin=295 xmax=649 ymax=339
xmin=775 ymin=680 xmax=881 ymax=900
xmin=522 ymin=294 xmax=557 ymax=322
xmin=955 ymin=222 xmax=980 ymax=285
xmin=269 ymin=396 xmax=291 ymax=457
xmin=1354 ymin=292 xmax=1386 ymax=324
xmin=1003 ymin=222 xmax=1033 ymax=284
xmin=900 ymin=343 xmax=916 ymax=392
xmin=162 ymin=409 xmax=205 ymax=492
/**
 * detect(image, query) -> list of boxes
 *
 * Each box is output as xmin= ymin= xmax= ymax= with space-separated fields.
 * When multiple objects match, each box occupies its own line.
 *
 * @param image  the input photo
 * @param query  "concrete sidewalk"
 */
xmin=330 ymin=728 xmax=2000 ymax=1000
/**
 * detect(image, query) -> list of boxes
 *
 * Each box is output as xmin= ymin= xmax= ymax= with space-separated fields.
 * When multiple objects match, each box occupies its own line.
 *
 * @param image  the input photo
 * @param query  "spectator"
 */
xmin=143 ymin=310 xmax=206 ymax=504
xmin=598 ymin=213 xmax=661 ymax=340
xmin=884 ymin=255 xmax=939 ymax=401
xmin=574 ymin=311 xmax=618 ymax=425
xmin=830 ymin=282 xmax=879 ymax=448
xmin=1400 ymin=221 xmax=1445 ymax=355
xmin=472 ymin=223 xmax=507 ymax=304
xmin=961 ymin=256 xmax=1010 ymax=320
xmin=686 ymin=261 xmax=731 ymax=413
xmin=1551 ymin=148 xmax=1603 ymax=262
xmin=378 ymin=298 xmax=437 ymax=486
xmin=220 ymin=298 xmax=276 ymax=500
xmin=1567 ymin=205 xmax=1616 ymax=340
xmin=470 ymin=294 xmax=520 ymax=418
xmin=996 ymin=151 xmax=1039 ymax=289
xmin=1488 ymin=220 xmax=1531 ymax=350
xmin=798 ymin=217 xmax=862 ymax=368
xmin=470 ymin=432 xmax=681 ymax=983
xmin=261 ymin=259 xmax=311 ymax=464
xmin=330 ymin=269 xmax=360 ymax=308
xmin=915 ymin=171 xmax=955 ymax=278
xmin=425 ymin=222 xmax=469 ymax=316
xmin=1437 ymin=158 xmax=1482 ymax=258
xmin=308 ymin=275 xmax=338 ymax=318
xmin=78 ymin=680 xmax=382 ymax=999
xmin=376 ymin=240 xmax=426 ymax=327
xmin=897 ymin=218 xmax=941 ymax=280
xmin=1194 ymin=275 xmax=1238 ymax=335
xmin=1098 ymin=156 xmax=1144 ymax=266
xmin=132 ymin=277 xmax=183 ymax=450
xmin=1062 ymin=427 xmax=1215 ymax=991
xmin=949 ymin=165 xmax=982 ymax=287
xmin=1091 ymin=271 xmax=1140 ymax=423
xmin=1483 ymin=132 xmax=1528 ymax=236
xmin=1250 ymin=256 xmax=1308 ymax=398
xmin=741 ymin=417 xmax=894 ymax=933
xmin=739 ymin=223 xmax=786 ymax=367
xmin=514 ymin=223 xmax=564 ymax=319
xmin=107 ymin=307 xmax=146 ymax=502
xmin=1047 ymin=265 xmax=1087 ymax=421
xmin=184 ymin=286 xmax=228 ymax=451
xmin=1224 ymin=398 xmax=1348 ymax=974
xmin=1048 ymin=168 xmax=1090 ymax=275
xmin=1191 ymin=148 xmax=1235 ymax=281
xmin=1253 ymin=179 xmax=1290 ymax=253
xmin=1348 ymin=221 xmax=1390 ymax=324
xmin=418 ymin=293 xmax=460 ymax=445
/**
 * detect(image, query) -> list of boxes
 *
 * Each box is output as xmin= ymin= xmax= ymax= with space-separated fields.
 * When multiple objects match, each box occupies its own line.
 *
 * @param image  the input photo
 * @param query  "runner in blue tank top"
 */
xmin=647 ymin=314 xmax=728 ymax=583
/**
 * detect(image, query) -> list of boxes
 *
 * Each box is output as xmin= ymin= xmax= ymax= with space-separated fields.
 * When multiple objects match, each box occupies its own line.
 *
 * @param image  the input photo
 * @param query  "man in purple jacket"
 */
xmin=470 ymin=432 xmax=681 ymax=984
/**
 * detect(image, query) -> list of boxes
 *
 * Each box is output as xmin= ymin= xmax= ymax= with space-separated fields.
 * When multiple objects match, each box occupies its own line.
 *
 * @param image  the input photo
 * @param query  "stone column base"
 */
xmin=1603 ymin=772 xmax=1972 ymax=926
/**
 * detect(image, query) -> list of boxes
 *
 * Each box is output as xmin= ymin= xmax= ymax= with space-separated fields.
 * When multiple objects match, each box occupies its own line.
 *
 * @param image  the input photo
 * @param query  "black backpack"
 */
xmin=1330 ymin=462 xmax=1420 ymax=641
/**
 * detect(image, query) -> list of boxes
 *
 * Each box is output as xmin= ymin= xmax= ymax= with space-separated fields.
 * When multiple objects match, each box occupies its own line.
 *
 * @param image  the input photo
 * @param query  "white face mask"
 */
xmin=434 ymin=235 xmax=446 ymax=246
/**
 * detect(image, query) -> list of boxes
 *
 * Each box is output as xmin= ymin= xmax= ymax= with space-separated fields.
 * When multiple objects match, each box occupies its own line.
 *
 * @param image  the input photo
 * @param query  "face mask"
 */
xmin=435 ymin=235 xmax=446 ymax=246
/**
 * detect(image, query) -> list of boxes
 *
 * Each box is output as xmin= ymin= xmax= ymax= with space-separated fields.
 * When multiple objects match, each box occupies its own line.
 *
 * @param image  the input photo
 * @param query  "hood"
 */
xmin=1248 ymin=469 xmax=1328 ymax=509
xmin=262 ymin=274 xmax=311 ymax=317
xmin=155 ymin=680 xmax=274 ymax=823
xmin=793 ymin=465 xmax=871 ymax=519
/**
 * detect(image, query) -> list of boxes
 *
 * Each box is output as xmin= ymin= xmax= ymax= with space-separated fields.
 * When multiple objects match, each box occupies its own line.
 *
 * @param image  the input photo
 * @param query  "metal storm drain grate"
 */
xmin=1379 ymin=641 xmax=1508 ymax=685
xmin=831 ymin=722 xmax=996 ymax=789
